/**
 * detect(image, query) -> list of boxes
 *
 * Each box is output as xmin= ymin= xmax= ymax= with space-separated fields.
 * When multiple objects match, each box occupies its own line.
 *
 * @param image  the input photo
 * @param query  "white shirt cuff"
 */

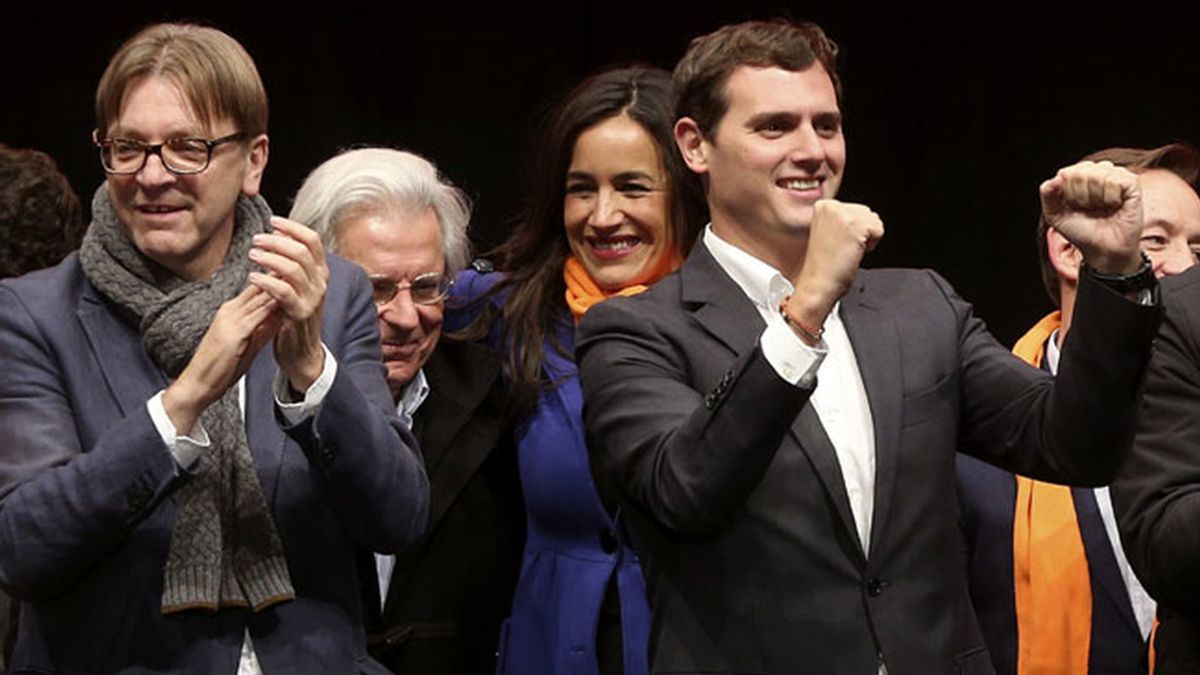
xmin=274 ymin=343 xmax=338 ymax=425
xmin=146 ymin=390 xmax=211 ymax=471
xmin=761 ymin=320 xmax=826 ymax=386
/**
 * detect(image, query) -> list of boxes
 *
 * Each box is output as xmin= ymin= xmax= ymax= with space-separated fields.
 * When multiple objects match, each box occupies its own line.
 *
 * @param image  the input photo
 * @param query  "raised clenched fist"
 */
xmin=786 ymin=199 xmax=884 ymax=340
xmin=1041 ymin=160 xmax=1144 ymax=275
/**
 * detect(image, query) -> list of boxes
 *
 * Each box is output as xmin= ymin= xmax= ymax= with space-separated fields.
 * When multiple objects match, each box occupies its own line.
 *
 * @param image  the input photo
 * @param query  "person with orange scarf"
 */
xmin=957 ymin=143 xmax=1200 ymax=674
xmin=448 ymin=66 xmax=705 ymax=675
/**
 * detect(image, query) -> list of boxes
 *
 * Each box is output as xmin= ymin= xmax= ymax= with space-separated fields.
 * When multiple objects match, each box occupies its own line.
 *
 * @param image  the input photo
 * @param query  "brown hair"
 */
xmin=1038 ymin=143 xmax=1200 ymax=305
xmin=460 ymin=66 xmax=706 ymax=417
xmin=95 ymin=23 xmax=268 ymax=138
xmin=0 ymin=144 xmax=84 ymax=278
xmin=673 ymin=19 xmax=840 ymax=138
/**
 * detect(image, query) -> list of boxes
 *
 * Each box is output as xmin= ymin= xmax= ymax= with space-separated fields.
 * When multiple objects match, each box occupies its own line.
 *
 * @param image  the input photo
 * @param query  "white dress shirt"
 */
xmin=704 ymin=226 xmax=878 ymax=553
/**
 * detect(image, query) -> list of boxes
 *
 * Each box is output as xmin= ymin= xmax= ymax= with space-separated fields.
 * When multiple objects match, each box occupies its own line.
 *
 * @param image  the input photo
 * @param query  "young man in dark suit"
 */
xmin=576 ymin=19 xmax=1162 ymax=674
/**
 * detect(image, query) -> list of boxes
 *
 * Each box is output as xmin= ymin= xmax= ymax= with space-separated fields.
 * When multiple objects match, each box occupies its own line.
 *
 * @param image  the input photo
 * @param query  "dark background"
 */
xmin=2 ymin=1 xmax=1196 ymax=344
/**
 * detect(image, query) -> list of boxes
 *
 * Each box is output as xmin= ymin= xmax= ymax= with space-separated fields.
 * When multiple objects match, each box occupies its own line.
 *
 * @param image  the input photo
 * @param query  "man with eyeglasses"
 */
xmin=289 ymin=147 xmax=523 ymax=675
xmin=0 ymin=23 xmax=428 ymax=673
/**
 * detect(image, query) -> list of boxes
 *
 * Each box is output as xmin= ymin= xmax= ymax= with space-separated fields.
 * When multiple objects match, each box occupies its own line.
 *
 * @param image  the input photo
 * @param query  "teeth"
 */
xmin=592 ymin=238 xmax=638 ymax=251
xmin=781 ymin=178 xmax=820 ymax=190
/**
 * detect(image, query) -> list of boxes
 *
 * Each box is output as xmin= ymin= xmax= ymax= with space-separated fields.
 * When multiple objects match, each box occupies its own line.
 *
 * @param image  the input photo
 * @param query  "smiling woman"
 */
xmin=563 ymin=115 xmax=673 ymax=292
xmin=449 ymin=66 xmax=706 ymax=675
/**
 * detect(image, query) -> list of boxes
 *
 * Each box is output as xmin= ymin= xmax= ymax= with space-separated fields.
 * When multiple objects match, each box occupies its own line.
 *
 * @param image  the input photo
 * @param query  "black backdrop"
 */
xmin=3 ymin=1 xmax=1197 ymax=344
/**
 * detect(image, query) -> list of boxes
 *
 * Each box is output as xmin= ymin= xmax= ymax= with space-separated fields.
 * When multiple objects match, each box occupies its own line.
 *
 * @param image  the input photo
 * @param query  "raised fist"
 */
xmin=1041 ymin=160 xmax=1144 ymax=275
xmin=787 ymin=199 xmax=884 ymax=335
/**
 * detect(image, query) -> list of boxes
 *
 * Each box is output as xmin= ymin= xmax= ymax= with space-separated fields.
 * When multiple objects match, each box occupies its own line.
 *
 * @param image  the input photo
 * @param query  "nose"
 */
xmin=378 ymin=290 xmax=420 ymax=334
xmin=587 ymin=187 xmax=624 ymax=229
xmin=787 ymin=124 xmax=827 ymax=168
xmin=135 ymin=151 xmax=176 ymax=190
xmin=1153 ymin=240 xmax=1198 ymax=278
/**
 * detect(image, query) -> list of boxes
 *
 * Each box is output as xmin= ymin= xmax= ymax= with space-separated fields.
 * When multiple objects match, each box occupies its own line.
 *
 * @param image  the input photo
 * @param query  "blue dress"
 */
xmin=449 ymin=269 xmax=650 ymax=675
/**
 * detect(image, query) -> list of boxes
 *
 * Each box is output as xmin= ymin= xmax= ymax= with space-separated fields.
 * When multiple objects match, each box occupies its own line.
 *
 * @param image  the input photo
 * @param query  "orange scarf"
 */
xmin=1011 ymin=311 xmax=1093 ymax=675
xmin=563 ymin=251 xmax=680 ymax=323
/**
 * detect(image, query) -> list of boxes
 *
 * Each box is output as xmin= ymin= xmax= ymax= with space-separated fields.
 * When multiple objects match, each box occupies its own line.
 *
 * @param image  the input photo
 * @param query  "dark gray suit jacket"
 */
xmin=1115 ymin=267 xmax=1200 ymax=674
xmin=0 ymin=253 xmax=428 ymax=674
xmin=577 ymin=242 xmax=1159 ymax=675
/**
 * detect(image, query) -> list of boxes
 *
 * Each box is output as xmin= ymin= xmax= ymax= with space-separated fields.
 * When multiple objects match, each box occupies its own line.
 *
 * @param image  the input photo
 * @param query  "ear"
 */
xmin=674 ymin=117 xmax=710 ymax=176
xmin=1047 ymin=227 xmax=1082 ymax=286
xmin=241 ymin=133 xmax=270 ymax=196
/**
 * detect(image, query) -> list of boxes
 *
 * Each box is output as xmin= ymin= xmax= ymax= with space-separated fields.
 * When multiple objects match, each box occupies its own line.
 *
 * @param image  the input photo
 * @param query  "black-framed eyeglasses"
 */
xmin=369 ymin=272 xmax=453 ymax=306
xmin=95 ymin=132 xmax=246 ymax=175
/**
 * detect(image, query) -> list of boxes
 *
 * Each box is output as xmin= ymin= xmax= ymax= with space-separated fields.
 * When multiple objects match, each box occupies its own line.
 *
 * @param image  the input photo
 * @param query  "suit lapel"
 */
xmin=681 ymin=243 xmax=764 ymax=356
xmin=1071 ymin=486 xmax=1142 ymax=636
xmin=413 ymin=340 xmax=505 ymax=533
xmin=76 ymin=285 xmax=167 ymax=416
xmin=790 ymin=405 xmax=864 ymax=562
xmin=683 ymin=244 xmax=864 ymax=560
xmin=839 ymin=275 xmax=904 ymax=559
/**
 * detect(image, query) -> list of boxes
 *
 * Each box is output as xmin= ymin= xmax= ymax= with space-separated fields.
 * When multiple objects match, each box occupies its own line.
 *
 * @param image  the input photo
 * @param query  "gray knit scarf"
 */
xmin=80 ymin=184 xmax=295 ymax=614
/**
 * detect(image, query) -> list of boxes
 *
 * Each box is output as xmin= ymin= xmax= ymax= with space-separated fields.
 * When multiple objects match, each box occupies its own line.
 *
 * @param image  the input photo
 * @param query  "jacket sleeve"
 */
xmin=577 ymin=296 xmax=811 ymax=537
xmin=1113 ymin=274 xmax=1200 ymax=610
xmin=0 ymin=284 xmax=183 ymax=600
xmin=952 ymin=270 xmax=1160 ymax=485
xmin=278 ymin=258 xmax=429 ymax=554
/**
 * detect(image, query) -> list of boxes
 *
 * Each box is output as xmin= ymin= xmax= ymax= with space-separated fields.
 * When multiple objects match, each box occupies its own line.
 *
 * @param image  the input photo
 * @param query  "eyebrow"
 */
xmin=565 ymin=170 xmax=657 ymax=182
xmin=1145 ymin=218 xmax=1179 ymax=231
xmin=745 ymin=111 xmax=797 ymax=128
xmin=744 ymin=110 xmax=843 ymax=128
xmin=106 ymin=125 xmax=210 ymax=140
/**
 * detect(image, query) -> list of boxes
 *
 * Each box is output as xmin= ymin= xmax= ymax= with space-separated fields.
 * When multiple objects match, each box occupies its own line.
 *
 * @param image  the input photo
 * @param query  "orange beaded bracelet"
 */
xmin=779 ymin=296 xmax=824 ymax=343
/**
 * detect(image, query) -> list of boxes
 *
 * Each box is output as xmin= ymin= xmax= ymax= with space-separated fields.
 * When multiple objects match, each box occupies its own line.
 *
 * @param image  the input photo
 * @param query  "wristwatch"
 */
xmin=1083 ymin=250 xmax=1158 ymax=302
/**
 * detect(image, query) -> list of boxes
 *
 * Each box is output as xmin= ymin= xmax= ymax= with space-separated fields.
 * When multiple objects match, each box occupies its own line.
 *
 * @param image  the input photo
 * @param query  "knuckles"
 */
xmin=1054 ymin=161 xmax=1138 ymax=205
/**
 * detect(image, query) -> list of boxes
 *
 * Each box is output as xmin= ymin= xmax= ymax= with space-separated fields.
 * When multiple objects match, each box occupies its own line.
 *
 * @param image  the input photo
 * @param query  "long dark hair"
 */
xmin=468 ymin=65 xmax=706 ymax=416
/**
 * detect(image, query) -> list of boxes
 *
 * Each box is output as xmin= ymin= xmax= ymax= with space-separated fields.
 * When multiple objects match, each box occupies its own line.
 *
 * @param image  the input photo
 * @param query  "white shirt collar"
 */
xmin=704 ymin=224 xmax=841 ymax=323
xmin=704 ymin=224 xmax=795 ymax=313
xmin=1045 ymin=329 xmax=1062 ymax=376
xmin=395 ymin=368 xmax=430 ymax=431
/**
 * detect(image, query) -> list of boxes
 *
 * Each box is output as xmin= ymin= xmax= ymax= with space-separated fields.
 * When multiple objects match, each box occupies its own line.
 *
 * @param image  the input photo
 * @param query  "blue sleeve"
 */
xmin=279 ymin=257 xmax=429 ymax=553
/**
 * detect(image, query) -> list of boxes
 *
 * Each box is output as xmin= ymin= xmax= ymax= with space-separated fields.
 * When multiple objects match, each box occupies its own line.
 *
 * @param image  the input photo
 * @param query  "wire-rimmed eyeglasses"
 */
xmin=369 ymin=272 xmax=454 ymax=306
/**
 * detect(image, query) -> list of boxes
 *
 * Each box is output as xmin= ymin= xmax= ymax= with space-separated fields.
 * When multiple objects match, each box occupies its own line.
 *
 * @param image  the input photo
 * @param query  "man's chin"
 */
xmin=386 ymin=364 xmax=418 ymax=391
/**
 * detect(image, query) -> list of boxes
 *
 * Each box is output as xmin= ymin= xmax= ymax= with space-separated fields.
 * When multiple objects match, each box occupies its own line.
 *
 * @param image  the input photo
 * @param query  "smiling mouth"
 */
xmin=137 ymin=204 xmax=186 ymax=214
xmin=586 ymin=235 xmax=643 ymax=260
xmin=588 ymin=236 xmax=641 ymax=251
xmin=777 ymin=178 xmax=822 ymax=191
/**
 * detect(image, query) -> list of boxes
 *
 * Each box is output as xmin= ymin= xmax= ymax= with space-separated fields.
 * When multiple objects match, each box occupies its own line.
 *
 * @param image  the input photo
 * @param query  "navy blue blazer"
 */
xmin=0 ymin=253 xmax=429 ymax=674
xmin=957 ymin=454 xmax=1147 ymax=674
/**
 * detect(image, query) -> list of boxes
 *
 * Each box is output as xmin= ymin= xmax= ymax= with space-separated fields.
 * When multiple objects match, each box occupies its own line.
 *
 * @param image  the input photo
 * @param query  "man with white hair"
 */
xmin=291 ymin=148 xmax=523 ymax=674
